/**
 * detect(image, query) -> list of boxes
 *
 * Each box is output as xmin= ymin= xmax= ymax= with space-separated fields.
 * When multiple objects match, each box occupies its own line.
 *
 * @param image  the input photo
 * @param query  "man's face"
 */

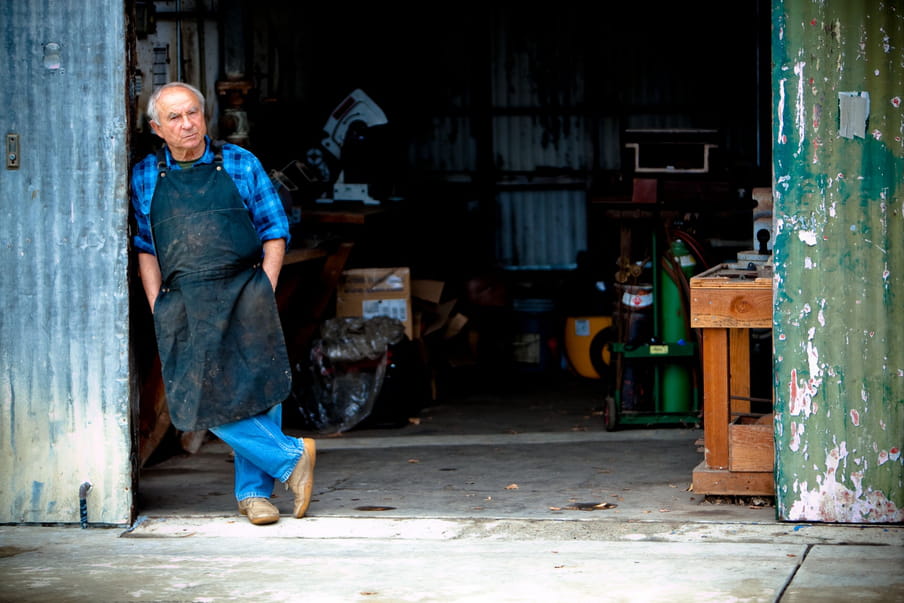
xmin=150 ymin=86 xmax=208 ymax=161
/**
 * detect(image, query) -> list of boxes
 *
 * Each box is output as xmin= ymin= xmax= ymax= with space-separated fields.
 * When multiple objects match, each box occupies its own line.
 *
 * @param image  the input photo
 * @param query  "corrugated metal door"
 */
xmin=772 ymin=0 xmax=903 ymax=522
xmin=0 ymin=1 xmax=133 ymax=524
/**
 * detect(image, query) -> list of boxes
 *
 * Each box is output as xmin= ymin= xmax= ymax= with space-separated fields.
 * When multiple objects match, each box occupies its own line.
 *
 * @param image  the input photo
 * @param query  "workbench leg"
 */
xmin=729 ymin=328 xmax=751 ymax=415
xmin=701 ymin=328 xmax=729 ymax=469
xmin=291 ymin=241 xmax=354 ymax=354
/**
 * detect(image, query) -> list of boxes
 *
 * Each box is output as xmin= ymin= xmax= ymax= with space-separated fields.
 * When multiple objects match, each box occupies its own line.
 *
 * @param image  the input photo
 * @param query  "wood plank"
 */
xmin=286 ymin=241 xmax=355 ymax=357
xmin=275 ymin=241 xmax=355 ymax=373
xmin=691 ymin=263 xmax=772 ymax=286
xmin=283 ymin=247 xmax=327 ymax=265
xmin=692 ymin=461 xmax=774 ymax=495
xmin=729 ymin=328 xmax=751 ymax=414
xmin=690 ymin=286 xmax=772 ymax=328
xmin=691 ymin=275 xmax=772 ymax=287
xmin=312 ymin=242 xmax=354 ymax=319
xmin=302 ymin=206 xmax=388 ymax=225
xmin=701 ymin=328 xmax=729 ymax=469
xmin=729 ymin=416 xmax=775 ymax=472
xmin=138 ymin=355 xmax=171 ymax=467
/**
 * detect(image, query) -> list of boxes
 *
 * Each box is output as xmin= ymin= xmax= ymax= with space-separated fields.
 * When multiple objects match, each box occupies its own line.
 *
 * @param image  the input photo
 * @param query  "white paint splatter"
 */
xmin=794 ymin=62 xmax=807 ymax=155
xmin=778 ymin=79 xmax=787 ymax=145
xmin=878 ymin=450 xmax=889 ymax=465
xmin=807 ymin=341 xmax=822 ymax=384
xmin=776 ymin=216 xmax=786 ymax=234
xmin=799 ymin=230 xmax=818 ymax=246
xmin=805 ymin=256 xmax=815 ymax=269
xmin=872 ymin=129 xmax=882 ymax=140
xmin=817 ymin=308 xmax=825 ymax=326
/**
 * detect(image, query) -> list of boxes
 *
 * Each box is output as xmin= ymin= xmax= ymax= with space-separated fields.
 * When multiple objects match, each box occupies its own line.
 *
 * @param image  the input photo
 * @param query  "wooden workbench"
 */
xmin=690 ymin=263 xmax=775 ymax=496
xmin=301 ymin=204 xmax=390 ymax=225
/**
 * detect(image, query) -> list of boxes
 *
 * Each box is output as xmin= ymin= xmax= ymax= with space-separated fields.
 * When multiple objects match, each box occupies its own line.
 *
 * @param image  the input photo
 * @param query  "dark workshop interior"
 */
xmin=132 ymin=1 xmax=776 ymax=465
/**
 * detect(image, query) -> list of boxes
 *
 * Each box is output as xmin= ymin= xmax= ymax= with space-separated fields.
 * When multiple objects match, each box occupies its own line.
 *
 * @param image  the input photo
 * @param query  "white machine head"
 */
xmin=321 ymin=89 xmax=388 ymax=160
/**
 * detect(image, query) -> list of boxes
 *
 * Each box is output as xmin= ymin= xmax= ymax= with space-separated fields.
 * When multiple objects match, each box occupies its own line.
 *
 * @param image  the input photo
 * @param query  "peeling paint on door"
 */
xmin=772 ymin=0 xmax=903 ymax=523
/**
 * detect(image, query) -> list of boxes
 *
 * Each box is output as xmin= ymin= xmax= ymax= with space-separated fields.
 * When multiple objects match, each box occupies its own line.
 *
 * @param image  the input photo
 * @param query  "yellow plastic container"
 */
xmin=564 ymin=316 xmax=614 ymax=379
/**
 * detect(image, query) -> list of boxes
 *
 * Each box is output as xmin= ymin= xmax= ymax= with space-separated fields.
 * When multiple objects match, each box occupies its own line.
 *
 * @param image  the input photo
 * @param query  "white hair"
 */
xmin=146 ymin=82 xmax=206 ymax=124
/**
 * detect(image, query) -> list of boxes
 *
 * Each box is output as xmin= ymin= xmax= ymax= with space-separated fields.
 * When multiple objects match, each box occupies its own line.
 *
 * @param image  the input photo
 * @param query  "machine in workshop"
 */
xmin=729 ymin=187 xmax=773 ymax=271
xmin=270 ymin=89 xmax=392 ymax=208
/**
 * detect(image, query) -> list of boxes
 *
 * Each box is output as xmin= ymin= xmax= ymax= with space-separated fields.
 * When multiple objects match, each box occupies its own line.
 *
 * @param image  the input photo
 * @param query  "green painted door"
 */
xmin=772 ymin=0 xmax=903 ymax=522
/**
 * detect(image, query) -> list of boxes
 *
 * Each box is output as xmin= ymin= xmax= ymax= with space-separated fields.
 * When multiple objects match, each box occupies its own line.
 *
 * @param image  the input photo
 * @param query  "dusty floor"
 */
xmin=3 ymin=371 xmax=902 ymax=602
xmin=138 ymin=370 xmax=770 ymax=524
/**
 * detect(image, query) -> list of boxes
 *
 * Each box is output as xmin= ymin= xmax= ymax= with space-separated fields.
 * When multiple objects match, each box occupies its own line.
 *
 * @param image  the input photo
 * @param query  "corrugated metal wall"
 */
xmin=488 ymin=9 xmax=590 ymax=270
xmin=244 ymin=5 xmax=765 ymax=271
xmin=405 ymin=6 xmax=764 ymax=270
xmin=0 ymin=1 xmax=132 ymax=524
xmin=772 ymin=0 xmax=903 ymax=523
xmin=496 ymin=189 xmax=587 ymax=270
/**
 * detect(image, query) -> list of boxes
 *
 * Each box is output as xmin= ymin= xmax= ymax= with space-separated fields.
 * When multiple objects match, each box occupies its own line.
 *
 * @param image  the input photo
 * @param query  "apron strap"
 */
xmin=155 ymin=139 xmax=226 ymax=175
xmin=155 ymin=145 xmax=168 ymax=175
xmin=211 ymin=140 xmax=225 ymax=164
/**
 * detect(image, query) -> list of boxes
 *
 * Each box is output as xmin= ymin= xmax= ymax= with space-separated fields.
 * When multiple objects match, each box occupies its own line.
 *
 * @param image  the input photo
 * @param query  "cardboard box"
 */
xmin=410 ymin=278 xmax=469 ymax=339
xmin=411 ymin=279 xmax=445 ymax=305
xmin=336 ymin=267 xmax=413 ymax=340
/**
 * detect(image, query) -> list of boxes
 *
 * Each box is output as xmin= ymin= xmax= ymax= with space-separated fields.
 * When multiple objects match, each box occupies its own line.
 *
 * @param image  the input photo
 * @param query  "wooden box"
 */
xmin=728 ymin=414 xmax=774 ymax=472
xmin=690 ymin=264 xmax=772 ymax=329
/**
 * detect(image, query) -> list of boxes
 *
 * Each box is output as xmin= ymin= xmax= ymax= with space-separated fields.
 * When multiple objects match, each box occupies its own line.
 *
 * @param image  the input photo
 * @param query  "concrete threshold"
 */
xmin=122 ymin=513 xmax=904 ymax=547
xmin=2 ymin=521 xmax=902 ymax=603
xmin=310 ymin=429 xmax=697 ymax=450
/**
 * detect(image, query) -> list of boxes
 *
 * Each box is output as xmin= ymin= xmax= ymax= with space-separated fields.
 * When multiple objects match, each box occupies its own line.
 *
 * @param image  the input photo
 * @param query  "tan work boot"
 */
xmin=286 ymin=437 xmax=317 ymax=518
xmin=238 ymin=497 xmax=280 ymax=525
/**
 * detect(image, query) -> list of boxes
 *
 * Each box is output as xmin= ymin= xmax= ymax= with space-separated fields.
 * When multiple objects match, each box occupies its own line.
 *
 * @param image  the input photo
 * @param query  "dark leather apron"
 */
xmin=149 ymin=143 xmax=291 ymax=431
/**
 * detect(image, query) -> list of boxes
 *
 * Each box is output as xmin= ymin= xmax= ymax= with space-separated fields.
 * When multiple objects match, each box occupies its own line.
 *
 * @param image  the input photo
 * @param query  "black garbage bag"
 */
xmin=354 ymin=336 xmax=431 ymax=430
xmin=298 ymin=315 xmax=407 ymax=434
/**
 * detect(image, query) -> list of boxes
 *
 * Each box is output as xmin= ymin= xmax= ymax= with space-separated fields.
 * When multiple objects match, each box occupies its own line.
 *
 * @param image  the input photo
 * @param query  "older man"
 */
xmin=131 ymin=81 xmax=315 ymax=525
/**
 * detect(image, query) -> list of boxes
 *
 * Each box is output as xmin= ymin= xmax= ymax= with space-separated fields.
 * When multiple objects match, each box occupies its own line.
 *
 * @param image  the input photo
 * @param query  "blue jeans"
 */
xmin=209 ymin=404 xmax=304 ymax=502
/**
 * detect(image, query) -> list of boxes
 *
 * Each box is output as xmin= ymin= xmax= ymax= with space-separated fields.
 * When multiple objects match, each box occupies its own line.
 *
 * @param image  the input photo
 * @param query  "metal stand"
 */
xmin=605 ymin=228 xmax=700 ymax=431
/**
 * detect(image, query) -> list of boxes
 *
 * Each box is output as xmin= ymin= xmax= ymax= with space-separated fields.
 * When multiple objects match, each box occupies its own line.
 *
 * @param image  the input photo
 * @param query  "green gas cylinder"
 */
xmin=658 ymin=239 xmax=697 ymax=413
xmin=661 ymin=239 xmax=696 ymax=344
xmin=672 ymin=238 xmax=697 ymax=279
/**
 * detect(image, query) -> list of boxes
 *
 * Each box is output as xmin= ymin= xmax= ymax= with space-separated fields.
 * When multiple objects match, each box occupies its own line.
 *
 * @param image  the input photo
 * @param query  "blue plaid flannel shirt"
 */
xmin=131 ymin=136 xmax=290 ymax=255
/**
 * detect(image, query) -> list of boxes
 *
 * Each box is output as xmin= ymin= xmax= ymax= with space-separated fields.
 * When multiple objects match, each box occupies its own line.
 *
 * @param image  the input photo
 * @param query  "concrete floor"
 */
xmin=2 ymin=372 xmax=902 ymax=602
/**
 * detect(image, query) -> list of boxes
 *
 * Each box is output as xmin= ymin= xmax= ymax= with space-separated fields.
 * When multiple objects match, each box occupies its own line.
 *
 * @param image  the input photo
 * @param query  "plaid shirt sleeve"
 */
xmin=129 ymin=140 xmax=290 ymax=255
xmin=130 ymin=153 xmax=158 ymax=255
xmin=222 ymin=144 xmax=291 ymax=247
